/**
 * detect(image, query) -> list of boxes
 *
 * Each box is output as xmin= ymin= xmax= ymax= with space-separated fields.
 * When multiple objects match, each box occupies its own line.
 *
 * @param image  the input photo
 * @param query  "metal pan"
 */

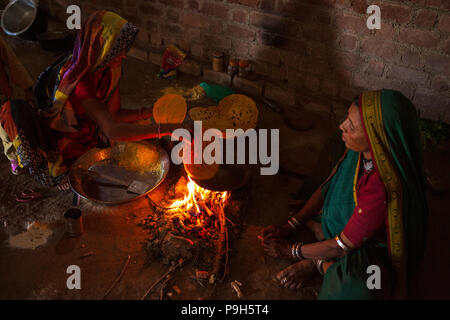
xmin=69 ymin=142 xmax=170 ymax=204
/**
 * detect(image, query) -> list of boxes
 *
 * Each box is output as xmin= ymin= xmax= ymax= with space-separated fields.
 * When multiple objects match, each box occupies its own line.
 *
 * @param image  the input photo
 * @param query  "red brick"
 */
xmin=398 ymin=28 xmax=439 ymax=49
xmin=231 ymin=8 xmax=249 ymax=24
xmin=413 ymin=88 xmax=450 ymax=110
xmin=203 ymin=35 xmax=232 ymax=51
xmin=204 ymin=68 xmax=232 ymax=87
xmin=339 ymin=34 xmax=358 ymax=51
xmin=258 ymin=32 xmax=304 ymax=54
xmin=228 ymin=0 xmax=260 ymax=8
xmin=275 ymin=1 xmax=310 ymax=20
xmin=232 ymin=39 xmax=251 ymax=57
xmin=150 ymin=32 xmax=163 ymax=47
xmin=300 ymin=57 xmax=330 ymax=76
xmin=426 ymin=0 xmax=450 ymax=11
xmin=166 ymin=8 xmax=179 ymax=23
xmin=250 ymin=12 xmax=299 ymax=36
xmin=179 ymin=59 xmax=202 ymax=76
xmin=164 ymin=0 xmax=185 ymax=9
xmin=360 ymin=39 xmax=399 ymax=62
xmin=249 ymin=45 xmax=280 ymax=64
xmin=438 ymin=15 xmax=450 ymax=33
xmin=180 ymin=12 xmax=210 ymax=28
xmin=379 ymin=3 xmax=412 ymax=25
xmin=200 ymin=2 xmax=229 ymax=19
xmin=135 ymin=29 xmax=149 ymax=46
xmin=439 ymin=39 xmax=450 ymax=55
xmin=335 ymin=14 xmax=365 ymax=34
xmin=286 ymin=69 xmax=303 ymax=87
xmin=414 ymin=9 xmax=438 ymax=29
xmin=335 ymin=0 xmax=351 ymax=8
xmin=321 ymin=79 xmax=339 ymax=96
xmin=304 ymin=75 xmax=321 ymax=92
xmin=422 ymin=53 xmax=450 ymax=75
xmin=232 ymin=77 xmax=264 ymax=97
xmin=187 ymin=0 xmax=200 ymax=10
xmin=399 ymin=49 xmax=421 ymax=67
xmin=264 ymin=83 xmax=296 ymax=106
xmin=409 ymin=0 xmax=427 ymax=6
xmin=225 ymin=24 xmax=256 ymax=41
xmin=306 ymin=42 xmax=329 ymax=61
xmin=208 ymin=21 xmax=225 ymax=35
xmin=430 ymin=76 xmax=449 ymax=93
xmin=280 ymin=50 xmax=303 ymax=69
xmin=349 ymin=0 xmax=368 ymax=14
xmin=260 ymin=0 xmax=276 ymax=11
xmin=386 ymin=65 xmax=429 ymax=86
xmin=364 ymin=59 xmax=385 ymax=77
xmin=267 ymin=65 xmax=287 ymax=82
xmin=138 ymin=3 xmax=163 ymax=16
xmin=191 ymin=44 xmax=204 ymax=58
xmin=306 ymin=0 xmax=336 ymax=7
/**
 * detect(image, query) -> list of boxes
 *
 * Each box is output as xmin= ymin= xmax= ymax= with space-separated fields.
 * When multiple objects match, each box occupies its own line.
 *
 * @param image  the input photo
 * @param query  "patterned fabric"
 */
xmin=0 ymin=11 xmax=138 ymax=186
xmin=42 ymin=10 xmax=138 ymax=133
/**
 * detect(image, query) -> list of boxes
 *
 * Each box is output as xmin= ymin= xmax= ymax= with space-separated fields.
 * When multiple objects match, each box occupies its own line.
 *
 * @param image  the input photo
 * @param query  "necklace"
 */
xmin=362 ymin=156 xmax=374 ymax=173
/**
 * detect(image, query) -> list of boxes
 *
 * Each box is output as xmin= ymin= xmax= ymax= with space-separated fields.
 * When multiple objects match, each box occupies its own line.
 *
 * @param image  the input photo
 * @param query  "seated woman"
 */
xmin=260 ymin=89 xmax=428 ymax=299
xmin=0 ymin=11 xmax=188 ymax=190
xmin=0 ymin=34 xmax=36 ymax=175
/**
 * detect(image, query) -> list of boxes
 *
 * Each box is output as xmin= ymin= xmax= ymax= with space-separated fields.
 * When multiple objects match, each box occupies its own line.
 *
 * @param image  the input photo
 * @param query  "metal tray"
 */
xmin=69 ymin=142 xmax=170 ymax=204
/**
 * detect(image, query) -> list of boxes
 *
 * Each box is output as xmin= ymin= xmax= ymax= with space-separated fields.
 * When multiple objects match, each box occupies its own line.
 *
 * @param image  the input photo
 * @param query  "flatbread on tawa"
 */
xmin=188 ymin=94 xmax=258 ymax=132
xmin=153 ymin=94 xmax=187 ymax=124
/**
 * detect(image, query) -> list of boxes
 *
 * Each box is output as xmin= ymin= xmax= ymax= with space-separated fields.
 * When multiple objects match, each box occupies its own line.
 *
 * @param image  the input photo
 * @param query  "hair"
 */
xmin=353 ymin=95 xmax=360 ymax=107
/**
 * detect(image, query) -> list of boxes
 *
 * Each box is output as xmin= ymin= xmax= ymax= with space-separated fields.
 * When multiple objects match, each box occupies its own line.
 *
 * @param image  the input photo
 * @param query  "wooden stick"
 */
xmin=102 ymin=255 xmax=131 ymax=299
xmin=141 ymin=259 xmax=183 ymax=300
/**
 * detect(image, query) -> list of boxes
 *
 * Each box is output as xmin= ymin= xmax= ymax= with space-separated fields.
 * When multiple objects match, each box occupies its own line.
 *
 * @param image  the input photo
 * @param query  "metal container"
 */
xmin=64 ymin=208 xmax=83 ymax=237
xmin=1 ymin=0 xmax=47 ymax=40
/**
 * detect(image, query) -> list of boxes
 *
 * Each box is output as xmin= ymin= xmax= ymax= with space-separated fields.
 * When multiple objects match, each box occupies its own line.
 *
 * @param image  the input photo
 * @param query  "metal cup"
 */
xmin=64 ymin=208 xmax=83 ymax=237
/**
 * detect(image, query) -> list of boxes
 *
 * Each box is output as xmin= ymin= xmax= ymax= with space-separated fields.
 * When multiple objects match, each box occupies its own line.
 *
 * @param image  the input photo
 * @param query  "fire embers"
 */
xmin=141 ymin=175 xmax=229 ymax=266
xmin=165 ymin=176 xmax=229 ymax=234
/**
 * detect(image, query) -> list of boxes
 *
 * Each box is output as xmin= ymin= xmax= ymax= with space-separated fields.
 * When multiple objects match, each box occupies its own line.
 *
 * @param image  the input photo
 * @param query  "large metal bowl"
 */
xmin=1 ymin=0 xmax=46 ymax=40
xmin=69 ymin=142 xmax=170 ymax=205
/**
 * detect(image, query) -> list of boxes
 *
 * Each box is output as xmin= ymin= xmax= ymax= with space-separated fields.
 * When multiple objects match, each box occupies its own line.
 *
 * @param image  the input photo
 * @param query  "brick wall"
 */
xmin=44 ymin=0 xmax=449 ymax=122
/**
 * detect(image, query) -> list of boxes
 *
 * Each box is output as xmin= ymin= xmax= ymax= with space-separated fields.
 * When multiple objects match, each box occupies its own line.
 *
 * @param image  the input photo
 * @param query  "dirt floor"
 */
xmin=0 ymin=29 xmax=449 ymax=300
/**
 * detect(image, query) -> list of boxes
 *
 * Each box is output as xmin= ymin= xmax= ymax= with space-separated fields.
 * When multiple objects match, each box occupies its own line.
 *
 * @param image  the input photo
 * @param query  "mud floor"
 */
xmin=0 ymin=31 xmax=449 ymax=300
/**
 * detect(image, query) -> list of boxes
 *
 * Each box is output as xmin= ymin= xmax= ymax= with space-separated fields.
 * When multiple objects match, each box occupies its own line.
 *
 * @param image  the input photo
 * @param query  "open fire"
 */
xmin=165 ymin=176 xmax=229 ymax=232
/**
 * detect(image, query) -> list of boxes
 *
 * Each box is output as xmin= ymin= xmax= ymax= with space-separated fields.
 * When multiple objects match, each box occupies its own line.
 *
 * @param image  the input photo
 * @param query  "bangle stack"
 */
xmin=316 ymin=259 xmax=325 ymax=275
xmin=287 ymin=217 xmax=301 ymax=231
xmin=291 ymin=242 xmax=305 ymax=260
xmin=335 ymin=234 xmax=351 ymax=252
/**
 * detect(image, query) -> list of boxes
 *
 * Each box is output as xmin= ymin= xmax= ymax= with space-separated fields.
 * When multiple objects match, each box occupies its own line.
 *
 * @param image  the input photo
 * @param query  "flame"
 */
xmin=165 ymin=176 xmax=229 ymax=230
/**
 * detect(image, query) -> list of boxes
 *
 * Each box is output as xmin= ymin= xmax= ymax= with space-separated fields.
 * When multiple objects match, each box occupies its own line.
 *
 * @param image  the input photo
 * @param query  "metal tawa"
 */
xmin=69 ymin=142 xmax=170 ymax=204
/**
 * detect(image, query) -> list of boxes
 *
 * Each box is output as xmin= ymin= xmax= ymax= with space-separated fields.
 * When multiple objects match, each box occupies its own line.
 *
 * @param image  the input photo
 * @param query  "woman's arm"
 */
xmin=300 ymin=232 xmax=355 ymax=260
xmin=107 ymin=88 xmax=152 ymax=123
xmin=292 ymin=186 xmax=324 ymax=223
xmin=82 ymin=97 xmax=186 ymax=141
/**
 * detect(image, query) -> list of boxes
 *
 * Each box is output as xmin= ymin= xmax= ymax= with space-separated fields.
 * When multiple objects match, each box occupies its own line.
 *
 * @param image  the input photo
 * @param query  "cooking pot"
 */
xmin=183 ymin=133 xmax=251 ymax=191
xmin=1 ymin=0 xmax=47 ymax=41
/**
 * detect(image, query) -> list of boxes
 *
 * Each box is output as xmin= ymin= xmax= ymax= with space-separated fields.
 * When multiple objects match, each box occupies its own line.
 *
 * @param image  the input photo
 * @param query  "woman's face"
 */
xmin=339 ymin=104 xmax=370 ymax=153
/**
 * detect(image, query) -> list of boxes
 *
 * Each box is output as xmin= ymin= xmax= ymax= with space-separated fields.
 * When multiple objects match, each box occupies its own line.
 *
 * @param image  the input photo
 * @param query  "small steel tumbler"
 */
xmin=64 ymin=208 xmax=83 ymax=237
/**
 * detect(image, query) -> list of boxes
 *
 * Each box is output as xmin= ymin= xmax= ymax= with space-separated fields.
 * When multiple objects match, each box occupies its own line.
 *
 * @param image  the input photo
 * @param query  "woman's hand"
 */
xmin=261 ymin=237 xmax=292 ymax=259
xmin=260 ymin=223 xmax=294 ymax=239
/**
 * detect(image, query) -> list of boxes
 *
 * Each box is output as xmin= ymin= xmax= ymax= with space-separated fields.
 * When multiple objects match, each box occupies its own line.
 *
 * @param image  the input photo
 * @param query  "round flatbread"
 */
xmin=188 ymin=94 xmax=258 ymax=132
xmin=153 ymin=94 xmax=187 ymax=124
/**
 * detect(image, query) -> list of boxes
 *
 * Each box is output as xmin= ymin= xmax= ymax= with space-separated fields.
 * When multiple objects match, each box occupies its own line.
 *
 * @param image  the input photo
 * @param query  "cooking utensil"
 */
xmin=76 ymin=168 xmax=151 ymax=195
xmin=263 ymin=98 xmax=314 ymax=131
xmin=1 ymin=0 xmax=48 ymax=40
xmin=69 ymin=142 xmax=170 ymax=204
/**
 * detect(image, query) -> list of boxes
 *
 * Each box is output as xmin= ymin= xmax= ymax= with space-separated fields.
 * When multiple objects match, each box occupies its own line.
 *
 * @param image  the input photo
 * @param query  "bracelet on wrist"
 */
xmin=316 ymin=259 xmax=325 ymax=275
xmin=335 ymin=234 xmax=351 ymax=252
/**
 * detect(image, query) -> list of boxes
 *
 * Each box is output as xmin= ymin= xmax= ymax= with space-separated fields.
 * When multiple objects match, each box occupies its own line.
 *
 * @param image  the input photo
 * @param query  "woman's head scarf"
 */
xmin=359 ymin=89 xmax=428 ymax=287
xmin=45 ymin=10 xmax=138 ymax=131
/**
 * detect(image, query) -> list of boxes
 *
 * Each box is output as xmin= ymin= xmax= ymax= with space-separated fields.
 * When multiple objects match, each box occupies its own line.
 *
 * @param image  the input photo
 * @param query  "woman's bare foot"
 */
xmin=57 ymin=175 xmax=70 ymax=192
xmin=261 ymin=237 xmax=292 ymax=259
xmin=276 ymin=259 xmax=316 ymax=290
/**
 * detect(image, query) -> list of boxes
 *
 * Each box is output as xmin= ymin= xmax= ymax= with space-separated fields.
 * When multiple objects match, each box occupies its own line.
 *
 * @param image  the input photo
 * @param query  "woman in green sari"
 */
xmin=260 ymin=89 xmax=428 ymax=299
